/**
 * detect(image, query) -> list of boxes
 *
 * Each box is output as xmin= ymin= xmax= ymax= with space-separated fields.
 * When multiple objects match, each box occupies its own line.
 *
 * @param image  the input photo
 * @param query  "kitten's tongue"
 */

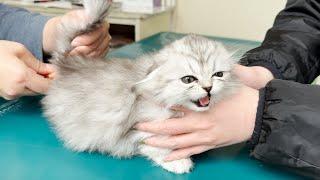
xmin=199 ymin=96 xmax=210 ymax=106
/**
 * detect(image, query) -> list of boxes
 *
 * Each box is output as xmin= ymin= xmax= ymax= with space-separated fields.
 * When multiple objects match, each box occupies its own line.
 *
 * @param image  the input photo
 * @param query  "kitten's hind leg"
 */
xmin=139 ymin=144 xmax=193 ymax=174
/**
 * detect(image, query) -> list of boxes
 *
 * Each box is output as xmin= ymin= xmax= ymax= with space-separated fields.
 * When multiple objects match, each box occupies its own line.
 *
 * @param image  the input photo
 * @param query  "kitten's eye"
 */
xmin=181 ymin=76 xmax=198 ymax=84
xmin=213 ymin=72 xmax=224 ymax=78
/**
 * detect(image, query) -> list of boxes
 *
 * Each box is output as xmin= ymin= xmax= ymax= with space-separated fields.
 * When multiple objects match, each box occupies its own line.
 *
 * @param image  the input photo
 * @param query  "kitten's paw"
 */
xmin=160 ymin=158 xmax=193 ymax=174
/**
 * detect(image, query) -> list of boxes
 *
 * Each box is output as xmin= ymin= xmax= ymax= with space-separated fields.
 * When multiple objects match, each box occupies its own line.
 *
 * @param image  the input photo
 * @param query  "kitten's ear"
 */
xmin=131 ymin=65 xmax=162 ymax=95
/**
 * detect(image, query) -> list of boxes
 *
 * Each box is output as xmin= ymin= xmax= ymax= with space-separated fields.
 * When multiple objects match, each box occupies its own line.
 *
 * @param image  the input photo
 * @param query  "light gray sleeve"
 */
xmin=0 ymin=3 xmax=51 ymax=61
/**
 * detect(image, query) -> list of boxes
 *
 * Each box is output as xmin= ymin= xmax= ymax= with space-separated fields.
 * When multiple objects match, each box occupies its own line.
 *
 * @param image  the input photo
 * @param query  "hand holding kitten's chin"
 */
xmin=135 ymin=85 xmax=259 ymax=161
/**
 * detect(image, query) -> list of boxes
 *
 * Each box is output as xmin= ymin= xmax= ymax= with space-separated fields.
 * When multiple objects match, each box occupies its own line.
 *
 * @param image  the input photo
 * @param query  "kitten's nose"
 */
xmin=203 ymin=86 xmax=212 ymax=93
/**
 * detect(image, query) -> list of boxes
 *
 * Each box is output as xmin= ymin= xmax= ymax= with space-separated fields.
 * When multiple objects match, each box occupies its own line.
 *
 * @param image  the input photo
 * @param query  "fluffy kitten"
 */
xmin=42 ymin=0 xmax=240 ymax=174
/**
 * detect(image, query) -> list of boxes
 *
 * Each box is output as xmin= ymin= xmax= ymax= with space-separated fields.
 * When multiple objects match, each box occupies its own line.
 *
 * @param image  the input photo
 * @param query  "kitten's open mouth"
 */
xmin=192 ymin=95 xmax=211 ymax=107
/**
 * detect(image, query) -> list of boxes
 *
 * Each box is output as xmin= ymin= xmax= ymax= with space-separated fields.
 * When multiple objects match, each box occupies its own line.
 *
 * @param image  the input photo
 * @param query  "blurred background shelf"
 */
xmin=0 ymin=0 xmax=174 ymax=48
xmin=0 ymin=0 xmax=288 ymax=44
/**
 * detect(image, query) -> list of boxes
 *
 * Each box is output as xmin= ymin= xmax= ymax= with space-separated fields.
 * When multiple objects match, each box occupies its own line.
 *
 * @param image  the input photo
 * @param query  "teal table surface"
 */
xmin=0 ymin=32 xmax=302 ymax=180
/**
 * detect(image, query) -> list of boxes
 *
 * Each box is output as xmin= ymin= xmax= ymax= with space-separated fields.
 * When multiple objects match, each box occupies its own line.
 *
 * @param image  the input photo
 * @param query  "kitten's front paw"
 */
xmin=160 ymin=158 xmax=193 ymax=174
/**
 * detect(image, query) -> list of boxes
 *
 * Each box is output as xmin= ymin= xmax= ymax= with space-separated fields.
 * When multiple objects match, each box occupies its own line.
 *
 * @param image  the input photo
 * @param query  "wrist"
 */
xmin=241 ymin=86 xmax=259 ymax=141
xmin=246 ymin=88 xmax=266 ymax=149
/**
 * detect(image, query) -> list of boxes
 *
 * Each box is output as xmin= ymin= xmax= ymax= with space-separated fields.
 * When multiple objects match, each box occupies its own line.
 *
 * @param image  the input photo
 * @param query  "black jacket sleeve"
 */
xmin=248 ymin=80 xmax=320 ymax=178
xmin=241 ymin=0 xmax=320 ymax=84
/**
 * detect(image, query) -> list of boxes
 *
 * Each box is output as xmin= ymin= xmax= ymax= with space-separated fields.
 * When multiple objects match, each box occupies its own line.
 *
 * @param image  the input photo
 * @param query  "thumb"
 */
xmin=232 ymin=64 xmax=254 ymax=81
xmin=20 ymin=50 xmax=56 ymax=75
xmin=233 ymin=64 xmax=274 ymax=89
xmin=25 ymin=68 xmax=51 ymax=94
xmin=232 ymin=64 xmax=258 ymax=87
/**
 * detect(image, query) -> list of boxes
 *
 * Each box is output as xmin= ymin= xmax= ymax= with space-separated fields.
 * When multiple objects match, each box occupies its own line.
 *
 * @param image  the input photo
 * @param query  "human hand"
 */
xmin=135 ymin=85 xmax=259 ymax=161
xmin=0 ymin=41 xmax=56 ymax=100
xmin=233 ymin=64 xmax=274 ymax=89
xmin=43 ymin=9 xmax=111 ymax=58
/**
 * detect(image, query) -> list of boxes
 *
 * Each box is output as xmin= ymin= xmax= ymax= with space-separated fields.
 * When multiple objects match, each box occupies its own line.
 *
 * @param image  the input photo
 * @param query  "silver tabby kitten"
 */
xmin=42 ymin=0 xmax=240 ymax=174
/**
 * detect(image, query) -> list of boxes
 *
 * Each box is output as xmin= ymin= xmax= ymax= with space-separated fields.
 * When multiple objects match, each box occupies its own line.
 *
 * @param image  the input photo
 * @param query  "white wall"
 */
xmin=173 ymin=0 xmax=287 ymax=41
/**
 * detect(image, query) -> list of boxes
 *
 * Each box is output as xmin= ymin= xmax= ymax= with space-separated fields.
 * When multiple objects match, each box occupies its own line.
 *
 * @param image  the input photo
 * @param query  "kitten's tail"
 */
xmin=53 ymin=0 xmax=112 ymax=59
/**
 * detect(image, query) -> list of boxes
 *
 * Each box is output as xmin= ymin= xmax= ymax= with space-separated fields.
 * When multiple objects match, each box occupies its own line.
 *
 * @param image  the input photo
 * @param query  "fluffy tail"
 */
xmin=53 ymin=0 xmax=112 ymax=59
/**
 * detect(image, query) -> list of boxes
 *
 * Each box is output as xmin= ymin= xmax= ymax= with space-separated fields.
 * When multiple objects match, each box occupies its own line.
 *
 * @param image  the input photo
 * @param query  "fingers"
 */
xmin=0 ymin=91 xmax=19 ymax=100
xmin=69 ymin=46 xmax=94 ymax=56
xmin=34 ymin=63 xmax=56 ymax=77
xmin=69 ymin=32 xmax=110 ymax=57
xmin=43 ymin=64 xmax=57 ymax=80
xmin=71 ymin=24 xmax=105 ymax=47
xmin=39 ymin=63 xmax=56 ymax=76
xmin=164 ymin=145 xmax=214 ymax=162
xmin=0 ymin=86 xmax=37 ymax=100
xmin=88 ymin=33 xmax=111 ymax=58
xmin=19 ymin=49 xmax=56 ymax=75
xmin=0 ymin=91 xmax=13 ymax=100
xmin=25 ymin=69 xmax=51 ymax=94
xmin=135 ymin=117 xmax=206 ymax=135
xmin=69 ymin=32 xmax=109 ymax=57
xmin=144 ymin=132 xmax=214 ymax=149
xmin=2 ymin=67 xmax=52 ymax=99
xmin=70 ymin=22 xmax=111 ymax=58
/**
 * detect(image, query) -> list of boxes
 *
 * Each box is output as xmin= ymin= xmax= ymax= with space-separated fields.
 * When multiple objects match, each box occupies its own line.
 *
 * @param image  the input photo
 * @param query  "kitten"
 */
xmin=42 ymin=0 xmax=240 ymax=174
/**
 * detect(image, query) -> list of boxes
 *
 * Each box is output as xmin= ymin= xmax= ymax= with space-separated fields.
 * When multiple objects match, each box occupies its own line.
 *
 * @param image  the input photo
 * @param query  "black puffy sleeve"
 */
xmin=248 ymin=80 xmax=320 ymax=178
xmin=241 ymin=0 xmax=320 ymax=84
